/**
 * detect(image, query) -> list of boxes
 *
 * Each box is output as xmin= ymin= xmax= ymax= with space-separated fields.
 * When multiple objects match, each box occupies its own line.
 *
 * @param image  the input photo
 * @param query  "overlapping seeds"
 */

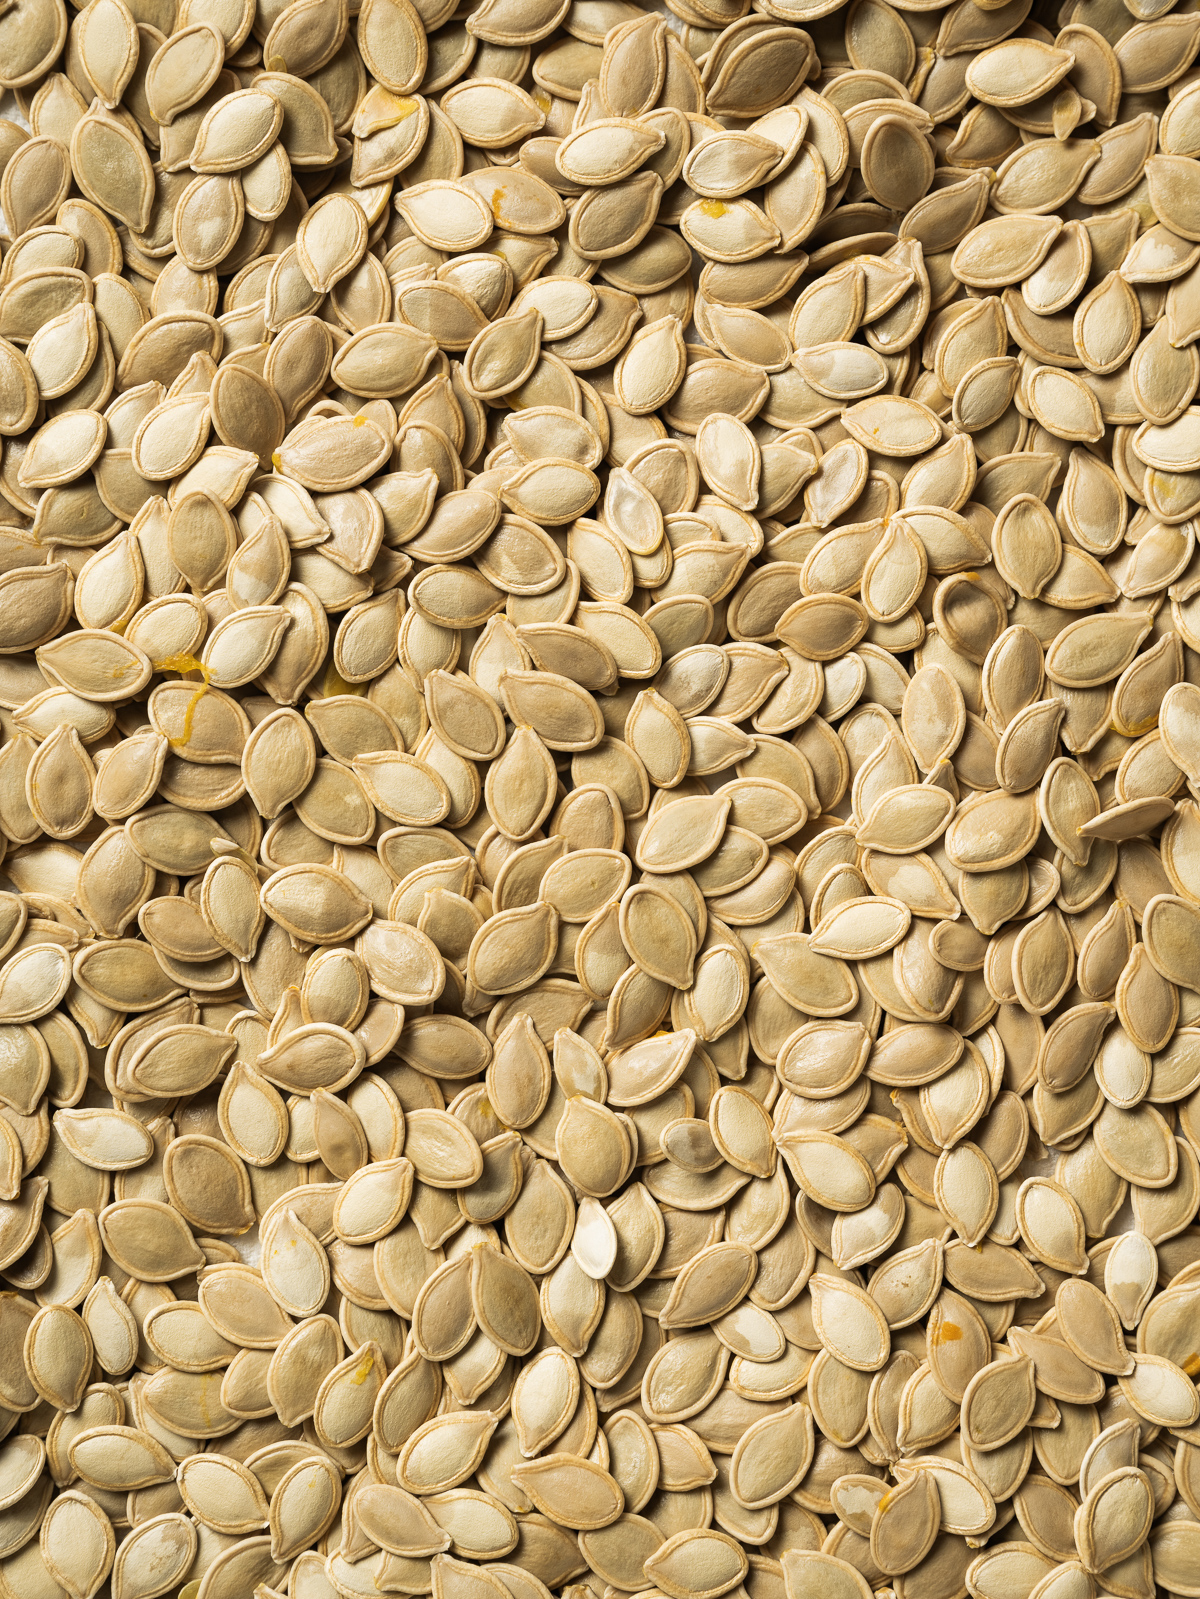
xmin=2 ymin=0 xmax=1200 ymax=1598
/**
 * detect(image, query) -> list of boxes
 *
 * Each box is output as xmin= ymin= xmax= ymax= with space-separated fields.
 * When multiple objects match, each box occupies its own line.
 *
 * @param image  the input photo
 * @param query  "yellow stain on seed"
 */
xmin=322 ymin=660 xmax=366 ymax=698
xmin=1184 ymin=1352 xmax=1200 ymax=1376
xmin=491 ymin=188 xmax=508 ymax=224
xmin=353 ymin=414 xmax=367 ymax=426
xmin=154 ymin=652 xmax=207 ymax=677
xmin=932 ymin=1321 xmax=962 ymax=1344
xmin=699 ymin=199 xmax=728 ymax=218
xmin=153 ymin=653 xmax=212 ymax=749
xmin=351 ymin=1352 xmax=375 ymax=1385
xmin=271 ymin=451 xmax=282 ymax=470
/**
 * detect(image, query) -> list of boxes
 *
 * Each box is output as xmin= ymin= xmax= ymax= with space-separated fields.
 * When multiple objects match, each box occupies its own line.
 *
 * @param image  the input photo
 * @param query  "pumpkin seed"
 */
xmin=0 ymin=5 xmax=1197 ymax=1592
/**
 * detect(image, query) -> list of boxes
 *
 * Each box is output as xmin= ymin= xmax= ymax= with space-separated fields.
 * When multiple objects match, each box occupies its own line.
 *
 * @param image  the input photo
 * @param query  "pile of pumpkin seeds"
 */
xmin=5 ymin=0 xmax=1200 ymax=1594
